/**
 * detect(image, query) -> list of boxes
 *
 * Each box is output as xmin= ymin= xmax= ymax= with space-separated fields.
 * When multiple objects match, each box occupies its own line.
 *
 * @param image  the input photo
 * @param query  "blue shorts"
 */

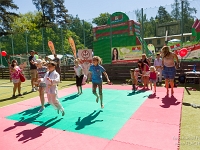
xmin=149 ymin=79 xmax=157 ymax=83
xmin=162 ymin=66 xmax=176 ymax=79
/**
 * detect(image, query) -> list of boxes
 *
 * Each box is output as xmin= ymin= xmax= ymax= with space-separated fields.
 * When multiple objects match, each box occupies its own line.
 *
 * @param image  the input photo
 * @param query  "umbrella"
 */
xmin=65 ymin=54 xmax=74 ymax=58
xmin=168 ymin=39 xmax=181 ymax=43
xmin=48 ymin=54 xmax=63 ymax=60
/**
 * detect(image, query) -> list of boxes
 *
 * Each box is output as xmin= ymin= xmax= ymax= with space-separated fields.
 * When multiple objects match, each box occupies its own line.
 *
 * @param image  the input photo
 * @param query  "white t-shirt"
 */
xmin=74 ymin=65 xmax=83 ymax=77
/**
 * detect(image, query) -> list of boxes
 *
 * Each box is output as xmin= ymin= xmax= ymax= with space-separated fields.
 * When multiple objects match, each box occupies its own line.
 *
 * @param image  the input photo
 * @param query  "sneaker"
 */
xmin=38 ymin=107 xmax=44 ymax=113
xmin=61 ymin=110 xmax=65 ymax=116
xmin=32 ymin=88 xmax=36 ymax=92
xmin=35 ymin=87 xmax=39 ymax=91
xmin=18 ymin=94 xmax=22 ymax=96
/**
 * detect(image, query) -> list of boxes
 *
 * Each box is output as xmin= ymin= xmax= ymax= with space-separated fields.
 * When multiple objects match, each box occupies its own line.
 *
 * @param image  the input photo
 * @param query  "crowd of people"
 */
xmin=130 ymin=46 xmax=179 ymax=95
xmin=9 ymin=45 xmax=179 ymax=114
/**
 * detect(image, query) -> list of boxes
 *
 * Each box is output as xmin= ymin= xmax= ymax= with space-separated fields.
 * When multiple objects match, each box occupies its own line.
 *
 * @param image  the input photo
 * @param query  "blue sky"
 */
xmin=13 ymin=0 xmax=200 ymax=21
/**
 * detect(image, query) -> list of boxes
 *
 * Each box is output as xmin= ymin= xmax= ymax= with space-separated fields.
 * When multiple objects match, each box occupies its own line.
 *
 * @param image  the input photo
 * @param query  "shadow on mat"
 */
xmin=148 ymin=93 xmax=160 ymax=99
xmin=4 ymin=113 xmax=43 ymax=132
xmin=75 ymin=110 xmax=103 ymax=130
xmin=62 ymin=94 xmax=79 ymax=102
xmin=127 ymin=89 xmax=146 ymax=96
xmin=160 ymin=95 xmax=181 ymax=108
xmin=18 ymin=103 xmax=50 ymax=116
xmin=16 ymin=117 xmax=63 ymax=143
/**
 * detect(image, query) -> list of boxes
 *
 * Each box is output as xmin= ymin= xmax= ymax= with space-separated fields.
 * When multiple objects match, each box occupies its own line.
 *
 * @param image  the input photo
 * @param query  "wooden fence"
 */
xmin=0 ymin=61 xmax=199 ymax=83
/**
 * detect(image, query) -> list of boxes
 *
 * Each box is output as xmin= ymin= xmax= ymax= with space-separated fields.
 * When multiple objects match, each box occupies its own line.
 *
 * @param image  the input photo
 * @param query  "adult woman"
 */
xmin=161 ymin=46 xmax=179 ymax=95
xmin=138 ymin=60 xmax=150 ymax=89
xmin=10 ymin=60 xmax=22 ymax=97
xmin=112 ymin=48 xmax=118 ymax=61
xmin=141 ymin=53 xmax=150 ymax=66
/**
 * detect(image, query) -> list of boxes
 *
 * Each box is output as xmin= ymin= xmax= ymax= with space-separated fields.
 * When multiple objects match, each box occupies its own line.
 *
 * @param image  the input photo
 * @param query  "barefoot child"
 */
xmin=73 ymin=59 xmax=84 ymax=94
xmin=35 ymin=59 xmax=47 ymax=112
xmin=87 ymin=56 xmax=110 ymax=109
xmin=43 ymin=61 xmax=65 ymax=116
xmin=149 ymin=66 xmax=158 ymax=93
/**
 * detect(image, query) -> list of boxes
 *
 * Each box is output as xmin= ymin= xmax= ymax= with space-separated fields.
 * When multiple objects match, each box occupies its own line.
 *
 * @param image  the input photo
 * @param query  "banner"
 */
xmin=78 ymin=49 xmax=93 ymax=76
xmin=68 ymin=37 xmax=76 ymax=58
xmin=48 ymin=41 xmax=55 ymax=55
xmin=111 ymin=46 xmax=142 ymax=64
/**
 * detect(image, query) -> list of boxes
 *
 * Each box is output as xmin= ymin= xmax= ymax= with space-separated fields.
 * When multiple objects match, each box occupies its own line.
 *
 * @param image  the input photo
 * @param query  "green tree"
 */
xmin=0 ymin=0 xmax=19 ymax=36
xmin=156 ymin=6 xmax=172 ymax=24
xmin=32 ymin=0 xmax=69 ymax=27
xmin=135 ymin=9 xmax=155 ymax=37
xmin=68 ymin=15 xmax=93 ymax=49
xmin=92 ymin=13 xmax=110 ymax=26
xmin=171 ymin=0 xmax=181 ymax=20
xmin=182 ymin=0 xmax=197 ymax=33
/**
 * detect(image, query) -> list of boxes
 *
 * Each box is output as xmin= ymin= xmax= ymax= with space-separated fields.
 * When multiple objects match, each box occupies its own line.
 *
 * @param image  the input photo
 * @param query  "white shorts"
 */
xmin=143 ymin=71 xmax=150 ymax=76
xmin=13 ymin=78 xmax=20 ymax=83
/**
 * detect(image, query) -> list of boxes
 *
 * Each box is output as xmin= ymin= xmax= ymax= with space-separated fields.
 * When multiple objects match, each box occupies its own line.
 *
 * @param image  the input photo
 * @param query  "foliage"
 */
xmin=0 ymin=0 xmax=19 ymax=36
xmin=156 ymin=6 xmax=172 ymax=24
xmin=68 ymin=15 xmax=93 ymax=49
xmin=92 ymin=13 xmax=110 ymax=26
xmin=32 ymin=0 xmax=69 ymax=27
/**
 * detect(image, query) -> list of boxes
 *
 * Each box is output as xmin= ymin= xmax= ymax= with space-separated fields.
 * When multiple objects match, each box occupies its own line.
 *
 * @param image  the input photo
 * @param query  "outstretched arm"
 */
xmin=103 ymin=72 xmax=110 ymax=83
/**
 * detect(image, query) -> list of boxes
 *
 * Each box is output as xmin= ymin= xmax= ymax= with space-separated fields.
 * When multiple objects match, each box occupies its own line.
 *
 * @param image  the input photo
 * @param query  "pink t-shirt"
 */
xmin=10 ymin=66 xmax=21 ymax=79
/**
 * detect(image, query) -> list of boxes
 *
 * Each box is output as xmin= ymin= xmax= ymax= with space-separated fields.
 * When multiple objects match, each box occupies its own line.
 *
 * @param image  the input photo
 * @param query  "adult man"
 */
xmin=154 ymin=53 xmax=163 ymax=85
xmin=53 ymin=54 xmax=61 ymax=81
xmin=29 ymin=50 xmax=38 ymax=91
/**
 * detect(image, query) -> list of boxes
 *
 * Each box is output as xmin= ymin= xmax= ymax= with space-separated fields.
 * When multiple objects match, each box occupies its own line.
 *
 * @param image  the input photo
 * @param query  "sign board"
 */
xmin=78 ymin=49 xmax=93 ymax=76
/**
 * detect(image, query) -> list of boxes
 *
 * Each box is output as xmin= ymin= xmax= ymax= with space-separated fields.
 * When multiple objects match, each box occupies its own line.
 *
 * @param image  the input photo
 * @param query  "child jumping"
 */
xmin=43 ymin=61 xmax=65 ymax=116
xmin=87 ymin=56 xmax=110 ymax=109
xmin=35 ymin=59 xmax=47 ymax=113
xmin=73 ymin=59 xmax=84 ymax=94
xmin=149 ymin=66 xmax=158 ymax=93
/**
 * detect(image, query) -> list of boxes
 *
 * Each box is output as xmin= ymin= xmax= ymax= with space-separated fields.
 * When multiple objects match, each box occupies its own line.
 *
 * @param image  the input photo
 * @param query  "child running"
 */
xmin=149 ymin=66 xmax=158 ymax=93
xmin=35 ymin=59 xmax=47 ymax=113
xmin=43 ymin=61 xmax=65 ymax=116
xmin=73 ymin=59 xmax=84 ymax=95
xmin=87 ymin=56 xmax=110 ymax=109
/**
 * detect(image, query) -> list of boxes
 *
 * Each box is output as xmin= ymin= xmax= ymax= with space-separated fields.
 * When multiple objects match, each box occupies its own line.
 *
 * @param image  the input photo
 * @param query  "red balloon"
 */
xmin=1 ymin=51 xmax=7 ymax=57
xmin=179 ymin=48 xmax=188 ymax=58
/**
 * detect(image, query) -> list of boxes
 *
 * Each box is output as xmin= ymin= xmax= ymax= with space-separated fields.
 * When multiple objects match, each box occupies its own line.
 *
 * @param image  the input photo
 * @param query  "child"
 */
xmin=73 ymin=59 xmax=84 ymax=94
xmin=134 ymin=68 xmax=141 ymax=87
xmin=87 ymin=56 xmax=110 ymax=109
xmin=35 ymin=59 xmax=48 ymax=113
xmin=149 ymin=66 xmax=158 ymax=93
xmin=43 ymin=61 xmax=65 ymax=116
xmin=130 ymin=69 xmax=136 ymax=92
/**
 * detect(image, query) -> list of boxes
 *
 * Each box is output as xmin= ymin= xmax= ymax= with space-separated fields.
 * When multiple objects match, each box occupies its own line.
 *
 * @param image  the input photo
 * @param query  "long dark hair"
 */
xmin=138 ymin=60 xmax=144 ymax=69
xmin=112 ymin=48 xmax=118 ymax=60
xmin=11 ymin=60 xmax=17 ymax=68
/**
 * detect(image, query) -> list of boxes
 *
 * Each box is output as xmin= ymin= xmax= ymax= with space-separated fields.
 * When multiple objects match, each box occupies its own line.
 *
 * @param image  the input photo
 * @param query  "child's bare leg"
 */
xmin=150 ymin=81 xmax=152 ymax=90
xmin=146 ymin=76 xmax=149 ymax=88
xmin=92 ymin=83 xmax=99 ymax=103
xmin=154 ymin=82 xmax=156 ymax=93
xmin=98 ymin=84 xmax=104 ymax=108
xmin=165 ymin=79 xmax=169 ymax=95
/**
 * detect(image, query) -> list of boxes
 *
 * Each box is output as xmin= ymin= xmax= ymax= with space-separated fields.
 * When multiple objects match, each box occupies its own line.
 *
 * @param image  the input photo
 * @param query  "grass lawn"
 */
xmin=0 ymin=79 xmax=75 ymax=108
xmin=179 ymin=83 xmax=200 ymax=150
xmin=0 ymin=79 xmax=200 ymax=149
